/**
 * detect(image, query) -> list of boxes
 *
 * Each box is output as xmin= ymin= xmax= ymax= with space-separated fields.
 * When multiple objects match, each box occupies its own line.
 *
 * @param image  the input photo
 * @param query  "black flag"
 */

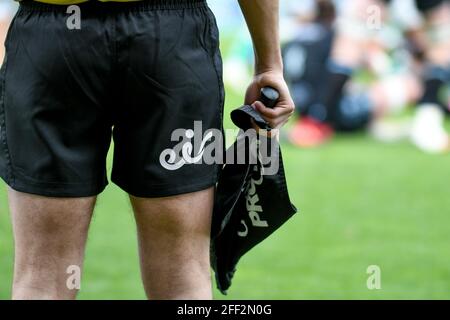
xmin=211 ymin=87 xmax=298 ymax=294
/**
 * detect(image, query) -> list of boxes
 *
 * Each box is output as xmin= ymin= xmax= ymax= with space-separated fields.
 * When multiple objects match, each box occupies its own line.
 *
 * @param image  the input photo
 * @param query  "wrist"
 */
xmin=255 ymin=62 xmax=283 ymax=75
xmin=254 ymin=51 xmax=283 ymax=75
xmin=255 ymin=60 xmax=283 ymax=75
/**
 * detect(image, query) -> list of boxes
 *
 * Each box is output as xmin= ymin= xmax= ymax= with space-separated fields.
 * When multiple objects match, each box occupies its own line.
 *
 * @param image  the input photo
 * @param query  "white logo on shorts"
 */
xmin=159 ymin=121 xmax=222 ymax=171
xmin=159 ymin=121 xmax=280 ymax=175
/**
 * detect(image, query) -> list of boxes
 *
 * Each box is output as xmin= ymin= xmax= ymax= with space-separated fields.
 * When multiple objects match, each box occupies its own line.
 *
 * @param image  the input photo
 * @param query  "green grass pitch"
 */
xmin=1 ymin=87 xmax=449 ymax=299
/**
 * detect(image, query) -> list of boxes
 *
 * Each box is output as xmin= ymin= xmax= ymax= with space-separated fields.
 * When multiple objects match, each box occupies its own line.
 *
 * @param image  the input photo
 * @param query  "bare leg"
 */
xmin=424 ymin=3 xmax=450 ymax=67
xmin=130 ymin=187 xmax=214 ymax=300
xmin=369 ymin=74 xmax=423 ymax=118
xmin=9 ymin=189 xmax=95 ymax=300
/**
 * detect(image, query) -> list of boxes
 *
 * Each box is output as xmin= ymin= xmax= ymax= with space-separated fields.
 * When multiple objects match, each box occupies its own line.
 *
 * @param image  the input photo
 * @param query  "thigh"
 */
xmin=9 ymin=189 xmax=95 ymax=299
xmin=421 ymin=1 xmax=450 ymax=66
xmin=131 ymin=187 xmax=214 ymax=262
xmin=130 ymin=187 xmax=214 ymax=299
xmin=9 ymin=190 xmax=95 ymax=249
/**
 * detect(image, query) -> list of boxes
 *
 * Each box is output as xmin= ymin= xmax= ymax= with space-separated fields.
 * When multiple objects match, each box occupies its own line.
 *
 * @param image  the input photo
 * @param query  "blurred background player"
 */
xmin=282 ymin=0 xmax=337 ymax=146
xmin=410 ymin=0 xmax=450 ymax=153
xmin=283 ymin=0 xmax=450 ymax=153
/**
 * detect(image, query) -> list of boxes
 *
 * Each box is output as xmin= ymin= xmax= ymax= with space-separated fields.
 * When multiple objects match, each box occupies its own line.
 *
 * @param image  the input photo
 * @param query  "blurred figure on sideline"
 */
xmin=410 ymin=0 xmax=450 ymax=153
xmin=284 ymin=0 xmax=450 ymax=153
xmin=282 ymin=0 xmax=338 ymax=146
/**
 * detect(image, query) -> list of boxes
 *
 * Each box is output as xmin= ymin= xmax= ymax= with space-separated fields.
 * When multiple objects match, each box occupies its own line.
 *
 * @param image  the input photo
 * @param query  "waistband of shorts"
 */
xmin=18 ymin=0 xmax=208 ymax=12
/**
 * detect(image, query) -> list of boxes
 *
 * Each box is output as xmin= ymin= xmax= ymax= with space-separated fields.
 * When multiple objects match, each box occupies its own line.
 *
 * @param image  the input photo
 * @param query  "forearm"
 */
xmin=238 ymin=0 xmax=283 ymax=74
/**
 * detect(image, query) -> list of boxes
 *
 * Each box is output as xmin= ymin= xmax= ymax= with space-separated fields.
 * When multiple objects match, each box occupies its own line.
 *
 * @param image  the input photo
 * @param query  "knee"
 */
xmin=12 ymin=262 xmax=81 ymax=300
xmin=13 ymin=232 xmax=86 ymax=300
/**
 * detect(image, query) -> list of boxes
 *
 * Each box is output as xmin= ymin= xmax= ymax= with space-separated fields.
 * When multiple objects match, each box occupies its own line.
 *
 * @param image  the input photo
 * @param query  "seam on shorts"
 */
xmin=113 ymin=172 xmax=218 ymax=198
xmin=19 ymin=0 xmax=208 ymax=12
xmin=7 ymin=166 xmax=108 ymax=197
xmin=11 ymin=165 xmax=107 ymax=186
xmin=0 ymin=37 xmax=14 ymax=186
xmin=10 ymin=178 xmax=108 ymax=198
xmin=205 ymin=7 xmax=225 ymax=177
xmin=112 ymin=166 xmax=218 ymax=188
xmin=205 ymin=8 xmax=224 ymax=115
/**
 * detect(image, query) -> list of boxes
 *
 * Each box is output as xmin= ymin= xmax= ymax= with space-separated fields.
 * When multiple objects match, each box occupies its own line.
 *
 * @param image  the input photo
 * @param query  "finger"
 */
xmin=265 ymin=113 xmax=292 ymax=128
xmin=268 ymin=118 xmax=290 ymax=129
xmin=271 ymin=118 xmax=289 ymax=129
xmin=254 ymin=108 xmax=291 ymax=129
xmin=253 ymin=101 xmax=292 ymax=119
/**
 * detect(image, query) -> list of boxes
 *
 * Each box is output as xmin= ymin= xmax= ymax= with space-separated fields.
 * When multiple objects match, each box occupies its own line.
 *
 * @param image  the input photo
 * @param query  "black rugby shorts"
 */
xmin=0 ymin=0 xmax=224 ymax=197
